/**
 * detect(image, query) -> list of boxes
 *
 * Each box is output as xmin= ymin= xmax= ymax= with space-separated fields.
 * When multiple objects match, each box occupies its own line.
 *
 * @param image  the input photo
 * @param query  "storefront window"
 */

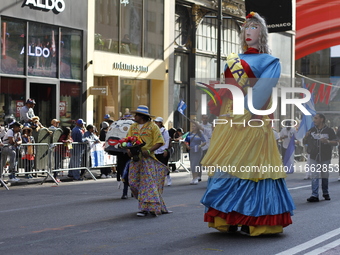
xmin=93 ymin=76 xmax=118 ymax=128
xmin=60 ymin=82 xmax=81 ymax=127
xmin=0 ymin=77 xmax=25 ymax=124
xmin=121 ymin=78 xmax=150 ymax=115
xmin=95 ymin=0 xmax=119 ymax=53
xmin=95 ymin=0 xmax=164 ymax=59
xmin=60 ymin=28 xmax=82 ymax=80
xmin=28 ymin=22 xmax=58 ymax=77
xmin=197 ymin=18 xmax=239 ymax=55
xmin=121 ymin=0 xmax=142 ymax=56
xmin=144 ymin=0 xmax=164 ymax=59
xmin=1 ymin=17 xmax=26 ymax=75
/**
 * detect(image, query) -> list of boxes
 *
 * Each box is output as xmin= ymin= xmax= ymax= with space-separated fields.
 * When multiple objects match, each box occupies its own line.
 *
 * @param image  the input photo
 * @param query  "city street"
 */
xmin=1 ymin=159 xmax=340 ymax=255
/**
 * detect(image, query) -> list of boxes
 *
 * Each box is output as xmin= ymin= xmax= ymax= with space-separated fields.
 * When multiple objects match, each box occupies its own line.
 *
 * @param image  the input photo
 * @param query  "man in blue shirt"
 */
xmin=68 ymin=119 xmax=85 ymax=180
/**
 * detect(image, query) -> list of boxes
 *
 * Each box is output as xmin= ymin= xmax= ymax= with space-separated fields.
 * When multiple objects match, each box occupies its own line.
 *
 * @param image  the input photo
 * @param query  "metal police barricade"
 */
xmin=0 ymin=143 xmax=56 ymax=190
xmin=87 ymin=141 xmax=117 ymax=175
xmin=50 ymin=141 xmax=96 ymax=182
xmin=168 ymin=141 xmax=190 ymax=173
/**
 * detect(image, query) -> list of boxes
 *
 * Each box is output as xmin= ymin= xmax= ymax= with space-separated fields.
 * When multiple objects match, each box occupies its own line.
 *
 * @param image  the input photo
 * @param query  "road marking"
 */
xmin=288 ymin=185 xmax=310 ymax=190
xmin=276 ymin=227 xmax=340 ymax=255
xmin=304 ymin=238 xmax=340 ymax=255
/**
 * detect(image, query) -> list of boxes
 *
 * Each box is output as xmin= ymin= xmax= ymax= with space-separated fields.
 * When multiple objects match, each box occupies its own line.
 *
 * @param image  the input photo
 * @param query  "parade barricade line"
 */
xmin=50 ymin=142 xmax=97 ymax=182
xmin=0 ymin=143 xmax=57 ymax=190
xmin=87 ymin=142 xmax=117 ymax=173
xmin=168 ymin=141 xmax=190 ymax=173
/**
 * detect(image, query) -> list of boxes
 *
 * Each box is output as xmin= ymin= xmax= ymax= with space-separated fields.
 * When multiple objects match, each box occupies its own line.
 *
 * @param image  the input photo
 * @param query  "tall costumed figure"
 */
xmin=200 ymin=12 xmax=295 ymax=236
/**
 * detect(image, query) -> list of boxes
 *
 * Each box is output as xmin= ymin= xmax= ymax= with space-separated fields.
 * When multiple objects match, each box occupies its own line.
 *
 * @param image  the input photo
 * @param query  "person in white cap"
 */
xmin=154 ymin=117 xmax=171 ymax=186
xmin=127 ymin=105 xmax=171 ymax=217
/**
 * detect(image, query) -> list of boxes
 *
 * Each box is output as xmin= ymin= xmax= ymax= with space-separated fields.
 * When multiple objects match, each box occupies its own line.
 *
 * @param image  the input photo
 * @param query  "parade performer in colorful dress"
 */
xmin=127 ymin=105 xmax=170 ymax=217
xmin=200 ymin=12 xmax=295 ymax=236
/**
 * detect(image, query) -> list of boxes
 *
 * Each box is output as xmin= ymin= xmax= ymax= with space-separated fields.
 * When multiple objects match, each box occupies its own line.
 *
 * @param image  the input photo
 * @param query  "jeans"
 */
xmin=1 ymin=146 xmax=17 ymax=178
xmin=68 ymin=146 xmax=84 ymax=180
xmin=310 ymin=159 xmax=330 ymax=198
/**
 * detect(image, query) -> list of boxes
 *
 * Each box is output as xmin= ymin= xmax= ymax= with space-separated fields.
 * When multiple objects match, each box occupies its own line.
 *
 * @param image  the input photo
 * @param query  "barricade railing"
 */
xmin=168 ymin=141 xmax=190 ymax=173
xmin=1 ymin=141 xmax=107 ymax=190
xmin=87 ymin=142 xmax=117 ymax=173
xmin=1 ymin=143 xmax=56 ymax=189
xmin=50 ymin=142 xmax=96 ymax=182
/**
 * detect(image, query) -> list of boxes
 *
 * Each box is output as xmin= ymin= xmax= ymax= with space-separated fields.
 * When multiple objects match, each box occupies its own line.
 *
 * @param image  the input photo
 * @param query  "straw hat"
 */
xmin=131 ymin=105 xmax=154 ymax=117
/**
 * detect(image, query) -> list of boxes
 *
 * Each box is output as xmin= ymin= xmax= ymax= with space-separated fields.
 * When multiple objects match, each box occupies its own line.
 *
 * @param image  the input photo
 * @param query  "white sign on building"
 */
xmin=24 ymin=0 xmax=66 ymax=13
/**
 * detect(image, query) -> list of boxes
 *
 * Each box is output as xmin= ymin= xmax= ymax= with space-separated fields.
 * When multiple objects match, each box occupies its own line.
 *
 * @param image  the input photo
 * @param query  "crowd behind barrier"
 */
xmin=1 ymin=138 xmax=116 ymax=190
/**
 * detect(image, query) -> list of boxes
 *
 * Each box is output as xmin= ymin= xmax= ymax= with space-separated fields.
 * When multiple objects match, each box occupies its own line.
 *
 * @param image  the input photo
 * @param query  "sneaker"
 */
xmin=101 ymin=174 xmax=106 ymax=178
xmin=106 ymin=175 xmax=112 ymax=178
xmin=190 ymin=178 xmax=198 ymax=185
xmin=198 ymin=178 xmax=202 ymax=182
xmin=121 ymin=195 xmax=128 ymax=199
xmin=307 ymin=196 xmax=319 ymax=202
xmin=137 ymin=211 xmax=148 ymax=217
xmin=9 ymin=177 xmax=20 ymax=182
xmin=118 ymin=181 xmax=122 ymax=189
xmin=161 ymin=210 xmax=173 ymax=214
xmin=228 ymin=225 xmax=238 ymax=233
xmin=167 ymin=176 xmax=172 ymax=186
xmin=240 ymin=225 xmax=250 ymax=236
xmin=323 ymin=194 xmax=331 ymax=200
xmin=55 ymin=178 xmax=61 ymax=183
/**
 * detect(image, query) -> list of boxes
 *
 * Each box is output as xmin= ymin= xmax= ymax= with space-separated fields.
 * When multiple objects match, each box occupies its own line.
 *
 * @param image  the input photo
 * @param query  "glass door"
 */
xmin=29 ymin=83 xmax=56 ymax=127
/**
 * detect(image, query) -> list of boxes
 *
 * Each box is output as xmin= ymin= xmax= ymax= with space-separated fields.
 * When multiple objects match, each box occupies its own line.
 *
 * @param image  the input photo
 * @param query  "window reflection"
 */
xmin=60 ymin=28 xmax=82 ymax=80
xmin=60 ymin=82 xmax=81 ymax=127
xmin=144 ymin=0 xmax=164 ymax=59
xmin=121 ymin=0 xmax=142 ymax=56
xmin=0 ymin=77 xmax=25 ymax=123
xmin=95 ymin=0 xmax=119 ymax=53
xmin=95 ymin=0 xmax=164 ymax=59
xmin=28 ymin=22 xmax=58 ymax=77
xmin=121 ymin=78 xmax=150 ymax=114
xmin=1 ymin=17 xmax=26 ymax=75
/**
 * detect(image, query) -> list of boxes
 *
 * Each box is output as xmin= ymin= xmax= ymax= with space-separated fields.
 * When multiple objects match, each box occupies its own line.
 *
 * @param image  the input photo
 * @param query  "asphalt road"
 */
xmin=1 ymin=159 xmax=340 ymax=255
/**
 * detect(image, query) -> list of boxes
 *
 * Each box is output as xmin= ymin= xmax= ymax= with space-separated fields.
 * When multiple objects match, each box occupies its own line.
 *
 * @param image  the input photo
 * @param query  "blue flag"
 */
xmin=177 ymin=100 xmax=187 ymax=115
xmin=296 ymin=79 xmax=316 ymax=140
xmin=284 ymin=134 xmax=296 ymax=173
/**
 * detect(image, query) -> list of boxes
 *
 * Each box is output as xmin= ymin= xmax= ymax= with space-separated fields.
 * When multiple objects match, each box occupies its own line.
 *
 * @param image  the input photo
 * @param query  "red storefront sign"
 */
xmin=59 ymin=101 xmax=66 ymax=116
xmin=16 ymin=101 xmax=24 ymax=117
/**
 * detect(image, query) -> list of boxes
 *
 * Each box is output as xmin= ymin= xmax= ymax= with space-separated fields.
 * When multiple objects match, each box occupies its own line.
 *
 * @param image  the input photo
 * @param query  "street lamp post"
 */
xmin=217 ymin=0 xmax=222 ymax=79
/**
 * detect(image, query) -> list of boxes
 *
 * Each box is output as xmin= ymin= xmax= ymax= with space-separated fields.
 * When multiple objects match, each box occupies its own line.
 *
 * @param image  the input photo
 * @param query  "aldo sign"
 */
xmin=24 ymin=0 xmax=66 ymax=13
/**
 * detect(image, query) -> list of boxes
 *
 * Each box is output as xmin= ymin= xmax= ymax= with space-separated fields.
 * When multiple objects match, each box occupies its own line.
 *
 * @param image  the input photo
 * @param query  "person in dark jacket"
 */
xmin=303 ymin=113 xmax=338 ymax=202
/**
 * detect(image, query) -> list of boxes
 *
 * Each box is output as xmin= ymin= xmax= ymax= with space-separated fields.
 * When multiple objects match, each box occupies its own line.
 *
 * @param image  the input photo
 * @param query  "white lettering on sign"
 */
xmin=24 ymin=0 xmax=66 ymax=13
xmin=113 ymin=62 xmax=148 ymax=73
xmin=120 ymin=0 xmax=129 ymax=7
xmin=20 ymin=46 xmax=51 ymax=58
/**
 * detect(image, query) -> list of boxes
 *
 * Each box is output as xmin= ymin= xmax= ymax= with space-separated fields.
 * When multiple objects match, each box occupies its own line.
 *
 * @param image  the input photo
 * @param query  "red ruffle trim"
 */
xmin=204 ymin=208 xmax=292 ymax=227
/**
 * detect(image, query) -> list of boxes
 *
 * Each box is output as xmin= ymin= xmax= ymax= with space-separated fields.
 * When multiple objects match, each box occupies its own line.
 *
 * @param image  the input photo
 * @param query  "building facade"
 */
xmin=0 ymin=0 xmax=87 ymax=127
xmin=87 ymin=0 xmax=174 ymax=129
